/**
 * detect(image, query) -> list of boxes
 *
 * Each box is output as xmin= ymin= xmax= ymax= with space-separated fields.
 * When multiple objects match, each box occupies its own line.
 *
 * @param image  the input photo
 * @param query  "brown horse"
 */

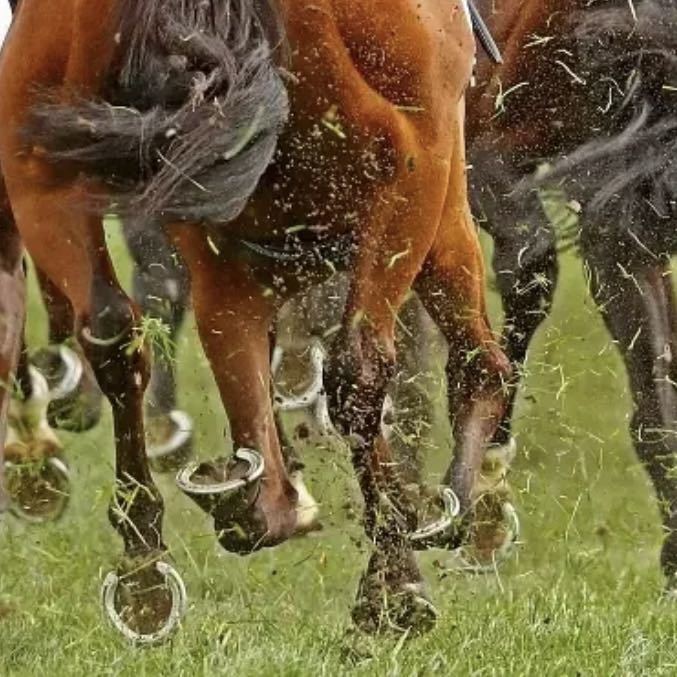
xmin=0 ymin=0 xmax=509 ymax=640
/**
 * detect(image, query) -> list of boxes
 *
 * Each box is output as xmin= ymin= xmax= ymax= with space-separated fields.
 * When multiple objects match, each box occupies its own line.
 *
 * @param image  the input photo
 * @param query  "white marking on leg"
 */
xmin=290 ymin=471 xmax=320 ymax=530
xmin=7 ymin=368 xmax=61 ymax=453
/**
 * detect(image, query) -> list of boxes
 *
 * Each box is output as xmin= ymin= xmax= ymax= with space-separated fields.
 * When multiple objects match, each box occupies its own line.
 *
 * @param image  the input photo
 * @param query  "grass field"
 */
xmin=1 ymin=223 xmax=677 ymax=676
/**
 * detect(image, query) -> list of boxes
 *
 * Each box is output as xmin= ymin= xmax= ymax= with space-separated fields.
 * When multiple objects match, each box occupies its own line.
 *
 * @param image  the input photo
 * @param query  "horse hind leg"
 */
xmin=4 ymin=175 xmax=184 ymax=642
xmin=0 ymin=194 xmax=25 ymax=514
xmin=582 ymin=234 xmax=677 ymax=591
xmin=415 ymin=199 xmax=517 ymax=572
xmin=170 ymin=225 xmax=319 ymax=555
xmin=322 ymin=149 xmax=455 ymax=637
xmin=30 ymin=269 xmax=103 ymax=433
xmin=123 ymin=216 xmax=193 ymax=472
xmin=1 ymin=180 xmax=69 ymax=523
xmin=490 ymin=221 xmax=558 ymax=449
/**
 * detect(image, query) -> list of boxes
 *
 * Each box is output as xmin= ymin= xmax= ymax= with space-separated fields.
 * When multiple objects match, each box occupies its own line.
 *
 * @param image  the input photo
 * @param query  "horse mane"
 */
xmin=538 ymin=0 xmax=677 ymax=227
xmin=25 ymin=0 xmax=289 ymax=224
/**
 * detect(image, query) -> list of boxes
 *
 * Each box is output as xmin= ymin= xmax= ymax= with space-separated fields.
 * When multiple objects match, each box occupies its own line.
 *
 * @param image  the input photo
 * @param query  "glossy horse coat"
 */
xmin=0 ymin=0 xmax=508 ymax=637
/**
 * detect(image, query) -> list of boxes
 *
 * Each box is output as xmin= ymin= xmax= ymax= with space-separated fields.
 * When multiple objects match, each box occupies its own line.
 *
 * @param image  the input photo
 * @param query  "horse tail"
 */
xmin=24 ymin=0 xmax=289 ymax=223
xmin=531 ymin=0 xmax=677 ymax=225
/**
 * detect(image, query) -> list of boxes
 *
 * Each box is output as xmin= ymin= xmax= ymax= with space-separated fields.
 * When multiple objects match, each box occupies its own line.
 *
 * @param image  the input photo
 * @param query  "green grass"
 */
xmin=2 ymin=223 xmax=677 ymax=675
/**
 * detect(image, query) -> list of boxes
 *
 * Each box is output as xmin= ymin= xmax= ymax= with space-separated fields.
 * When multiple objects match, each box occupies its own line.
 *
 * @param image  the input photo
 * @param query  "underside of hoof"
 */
xmin=101 ymin=559 xmax=187 ymax=644
xmin=146 ymin=410 xmax=194 ymax=473
xmin=352 ymin=551 xmax=437 ymax=636
xmin=5 ymin=456 xmax=71 ymax=523
xmin=32 ymin=344 xmax=103 ymax=432
xmin=409 ymin=486 xmax=463 ymax=551
xmin=6 ymin=367 xmax=71 ymax=523
xmin=176 ymin=449 xmax=269 ymax=555
xmin=271 ymin=340 xmax=325 ymax=413
xmin=177 ymin=449 xmax=320 ymax=553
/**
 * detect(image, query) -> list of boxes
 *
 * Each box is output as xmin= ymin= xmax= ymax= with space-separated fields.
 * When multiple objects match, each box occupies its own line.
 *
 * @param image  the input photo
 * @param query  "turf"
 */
xmin=1 ymin=222 xmax=676 ymax=675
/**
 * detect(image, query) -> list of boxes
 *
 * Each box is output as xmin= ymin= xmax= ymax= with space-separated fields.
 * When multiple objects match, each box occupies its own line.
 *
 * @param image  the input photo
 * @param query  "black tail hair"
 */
xmin=532 ymin=0 xmax=677 ymax=226
xmin=24 ymin=0 xmax=289 ymax=223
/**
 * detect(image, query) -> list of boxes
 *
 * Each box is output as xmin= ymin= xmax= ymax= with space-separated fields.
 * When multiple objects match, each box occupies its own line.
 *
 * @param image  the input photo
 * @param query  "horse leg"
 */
xmin=0 ymin=187 xmax=25 ymax=513
xmin=1 ymin=177 xmax=69 ymax=522
xmin=415 ymin=189 xmax=515 ymax=570
xmin=323 ymin=139 xmax=458 ymax=637
xmin=391 ymin=295 xmax=440 ymax=495
xmin=582 ymin=235 xmax=677 ymax=591
xmin=490 ymin=224 xmax=558 ymax=448
xmin=170 ymin=226 xmax=319 ymax=554
xmin=470 ymin=148 xmax=559 ymax=454
xmin=3 ymin=174 xmax=182 ymax=641
xmin=123 ymin=217 xmax=193 ymax=471
xmin=31 ymin=269 xmax=103 ymax=432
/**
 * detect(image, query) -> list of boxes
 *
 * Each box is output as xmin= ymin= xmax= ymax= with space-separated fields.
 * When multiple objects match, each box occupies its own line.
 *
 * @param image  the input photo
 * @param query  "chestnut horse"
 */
xmin=467 ymin=0 xmax=677 ymax=590
xmin=0 ymin=0 xmax=509 ymax=640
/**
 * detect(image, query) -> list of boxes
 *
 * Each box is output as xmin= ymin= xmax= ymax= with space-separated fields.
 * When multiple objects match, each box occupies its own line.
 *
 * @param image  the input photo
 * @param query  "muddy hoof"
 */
xmin=5 ymin=456 xmax=71 ymax=523
xmin=352 ymin=550 xmax=437 ymax=636
xmin=445 ymin=499 xmax=520 ymax=573
xmin=352 ymin=572 xmax=437 ymax=636
xmin=410 ymin=487 xmax=462 ymax=551
xmin=32 ymin=345 xmax=103 ymax=432
xmin=101 ymin=559 xmax=187 ymax=644
xmin=176 ymin=449 xmax=269 ymax=554
xmin=147 ymin=410 xmax=194 ymax=473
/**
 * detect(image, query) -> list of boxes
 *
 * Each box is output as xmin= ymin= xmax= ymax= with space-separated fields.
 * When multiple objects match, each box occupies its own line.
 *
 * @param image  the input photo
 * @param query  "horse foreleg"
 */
xmin=583 ymin=235 xmax=677 ymax=590
xmin=123 ymin=217 xmax=193 ymax=471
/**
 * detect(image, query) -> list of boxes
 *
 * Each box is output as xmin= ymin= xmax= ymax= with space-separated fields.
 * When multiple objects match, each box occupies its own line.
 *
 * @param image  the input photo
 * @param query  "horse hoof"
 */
xmin=352 ymin=578 xmax=438 ymax=636
xmin=175 ymin=448 xmax=264 ymax=506
xmin=271 ymin=340 xmax=325 ymax=412
xmin=147 ymin=410 xmax=194 ymax=473
xmin=32 ymin=345 xmax=103 ymax=432
xmin=409 ymin=487 xmax=462 ymax=551
xmin=101 ymin=560 xmax=187 ymax=644
xmin=176 ymin=449 xmax=268 ymax=554
xmin=445 ymin=500 xmax=521 ymax=573
xmin=5 ymin=456 xmax=71 ymax=523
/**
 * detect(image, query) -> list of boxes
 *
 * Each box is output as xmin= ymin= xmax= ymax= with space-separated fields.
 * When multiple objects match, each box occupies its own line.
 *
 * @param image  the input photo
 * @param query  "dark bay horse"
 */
xmin=0 ymin=0 xmax=509 ymax=640
xmin=467 ymin=0 xmax=677 ymax=590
